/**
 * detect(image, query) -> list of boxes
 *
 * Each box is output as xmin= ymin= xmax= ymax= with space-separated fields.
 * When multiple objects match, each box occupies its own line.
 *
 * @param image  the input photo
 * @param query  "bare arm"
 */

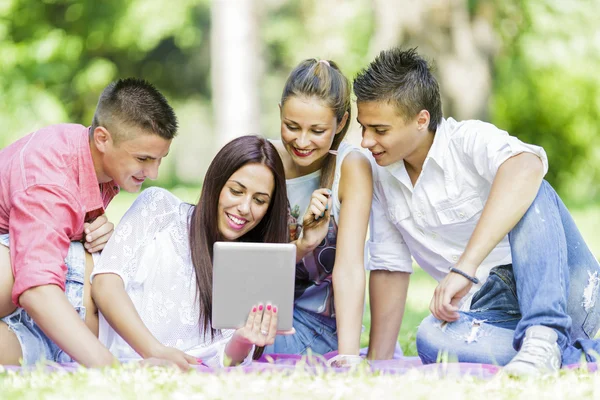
xmin=19 ymin=285 xmax=116 ymax=367
xmin=92 ymin=273 xmax=196 ymax=369
xmin=333 ymin=152 xmax=372 ymax=355
xmin=432 ymin=152 xmax=545 ymax=321
xmin=366 ymin=270 xmax=410 ymax=360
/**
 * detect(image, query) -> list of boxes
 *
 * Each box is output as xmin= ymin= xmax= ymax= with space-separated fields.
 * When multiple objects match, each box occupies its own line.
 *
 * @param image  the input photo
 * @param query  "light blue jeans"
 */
xmin=416 ymin=181 xmax=600 ymax=366
xmin=264 ymin=306 xmax=338 ymax=355
xmin=0 ymin=234 xmax=87 ymax=365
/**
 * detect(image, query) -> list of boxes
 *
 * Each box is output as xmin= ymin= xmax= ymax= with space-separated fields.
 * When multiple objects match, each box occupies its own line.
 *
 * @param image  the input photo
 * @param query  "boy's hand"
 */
xmin=430 ymin=272 xmax=473 ymax=322
xmin=84 ymin=214 xmax=114 ymax=253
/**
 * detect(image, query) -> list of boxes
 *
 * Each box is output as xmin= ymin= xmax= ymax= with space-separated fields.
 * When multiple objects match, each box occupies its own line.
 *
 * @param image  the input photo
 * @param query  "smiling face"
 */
xmin=280 ymin=96 xmax=347 ymax=174
xmin=217 ymin=163 xmax=275 ymax=241
xmin=357 ymin=101 xmax=432 ymax=167
xmin=93 ymin=124 xmax=172 ymax=193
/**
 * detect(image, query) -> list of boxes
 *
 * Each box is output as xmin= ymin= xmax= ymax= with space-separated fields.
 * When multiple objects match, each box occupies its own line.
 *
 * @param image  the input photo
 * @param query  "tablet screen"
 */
xmin=212 ymin=242 xmax=296 ymax=331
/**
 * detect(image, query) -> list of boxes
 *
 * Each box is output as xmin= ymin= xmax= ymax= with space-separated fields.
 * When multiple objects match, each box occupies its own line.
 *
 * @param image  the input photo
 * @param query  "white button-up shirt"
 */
xmin=367 ymin=118 xmax=548 ymax=301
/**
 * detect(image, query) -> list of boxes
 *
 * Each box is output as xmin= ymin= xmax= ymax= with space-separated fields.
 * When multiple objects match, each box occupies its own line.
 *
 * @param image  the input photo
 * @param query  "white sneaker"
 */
xmin=503 ymin=325 xmax=561 ymax=377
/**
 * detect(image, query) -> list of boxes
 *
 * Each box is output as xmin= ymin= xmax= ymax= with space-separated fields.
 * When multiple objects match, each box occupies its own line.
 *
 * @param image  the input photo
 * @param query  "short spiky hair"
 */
xmin=91 ymin=78 xmax=178 ymax=141
xmin=354 ymin=47 xmax=442 ymax=132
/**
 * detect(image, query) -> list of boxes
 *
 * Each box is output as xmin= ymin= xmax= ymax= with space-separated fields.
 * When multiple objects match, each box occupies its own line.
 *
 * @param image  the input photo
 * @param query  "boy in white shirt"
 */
xmin=354 ymin=47 xmax=600 ymax=376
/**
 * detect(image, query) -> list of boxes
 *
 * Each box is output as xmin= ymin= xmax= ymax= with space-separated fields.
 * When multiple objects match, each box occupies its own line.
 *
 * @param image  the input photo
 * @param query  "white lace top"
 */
xmin=90 ymin=187 xmax=251 ymax=367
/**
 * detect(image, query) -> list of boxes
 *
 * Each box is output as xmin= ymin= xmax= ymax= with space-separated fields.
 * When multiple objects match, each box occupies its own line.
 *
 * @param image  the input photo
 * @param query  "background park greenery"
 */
xmin=1 ymin=0 xmax=599 ymax=357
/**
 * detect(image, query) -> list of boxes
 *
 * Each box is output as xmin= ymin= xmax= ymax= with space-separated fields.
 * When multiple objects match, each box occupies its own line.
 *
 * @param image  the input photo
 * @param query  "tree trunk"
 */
xmin=211 ymin=0 xmax=261 ymax=148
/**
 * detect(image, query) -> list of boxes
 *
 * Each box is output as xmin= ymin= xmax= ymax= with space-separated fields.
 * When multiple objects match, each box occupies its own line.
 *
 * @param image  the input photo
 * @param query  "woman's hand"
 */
xmin=225 ymin=303 xmax=295 ymax=365
xmin=147 ymin=344 xmax=199 ymax=371
xmin=298 ymin=188 xmax=333 ymax=251
xmin=233 ymin=303 xmax=279 ymax=347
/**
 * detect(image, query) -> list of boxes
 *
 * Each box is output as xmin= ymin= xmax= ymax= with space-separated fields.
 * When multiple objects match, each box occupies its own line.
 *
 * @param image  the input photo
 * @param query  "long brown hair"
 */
xmin=188 ymin=135 xmax=288 ymax=340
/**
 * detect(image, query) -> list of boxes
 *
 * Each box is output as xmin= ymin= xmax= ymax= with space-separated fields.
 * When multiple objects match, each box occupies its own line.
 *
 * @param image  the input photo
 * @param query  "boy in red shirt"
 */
xmin=0 ymin=78 xmax=177 ymax=367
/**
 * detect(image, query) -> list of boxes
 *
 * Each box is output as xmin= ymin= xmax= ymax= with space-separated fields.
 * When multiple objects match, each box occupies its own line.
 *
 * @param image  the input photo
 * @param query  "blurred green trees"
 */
xmin=492 ymin=0 xmax=600 ymax=205
xmin=0 ymin=0 xmax=598 ymax=205
xmin=0 ymin=0 xmax=211 ymax=144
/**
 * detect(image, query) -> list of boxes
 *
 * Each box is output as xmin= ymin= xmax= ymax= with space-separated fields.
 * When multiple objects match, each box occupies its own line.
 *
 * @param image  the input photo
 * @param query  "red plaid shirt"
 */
xmin=0 ymin=124 xmax=119 ymax=306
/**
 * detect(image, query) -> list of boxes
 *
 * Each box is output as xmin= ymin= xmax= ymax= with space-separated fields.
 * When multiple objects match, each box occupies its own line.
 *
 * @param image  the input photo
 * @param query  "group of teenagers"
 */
xmin=1 ymin=47 xmax=599 ymax=377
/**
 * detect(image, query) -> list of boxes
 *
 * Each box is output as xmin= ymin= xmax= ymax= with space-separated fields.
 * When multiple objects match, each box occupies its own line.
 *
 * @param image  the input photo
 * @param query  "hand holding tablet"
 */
xmin=230 ymin=303 xmax=295 ymax=349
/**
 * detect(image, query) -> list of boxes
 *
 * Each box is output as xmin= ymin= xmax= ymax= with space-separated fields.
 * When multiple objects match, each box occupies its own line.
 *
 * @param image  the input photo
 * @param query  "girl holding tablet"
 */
xmin=0 ymin=135 xmax=290 ymax=369
xmin=268 ymin=59 xmax=373 ymax=363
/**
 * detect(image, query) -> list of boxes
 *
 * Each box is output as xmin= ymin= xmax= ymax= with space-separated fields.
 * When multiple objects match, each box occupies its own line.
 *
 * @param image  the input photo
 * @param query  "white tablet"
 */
xmin=212 ymin=242 xmax=296 ymax=331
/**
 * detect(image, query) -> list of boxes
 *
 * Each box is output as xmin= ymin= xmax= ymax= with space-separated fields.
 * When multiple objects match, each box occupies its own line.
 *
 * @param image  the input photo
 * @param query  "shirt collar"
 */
xmin=382 ymin=117 xmax=454 ymax=188
xmin=426 ymin=117 xmax=453 ymax=167
xmin=78 ymin=127 xmax=114 ymax=214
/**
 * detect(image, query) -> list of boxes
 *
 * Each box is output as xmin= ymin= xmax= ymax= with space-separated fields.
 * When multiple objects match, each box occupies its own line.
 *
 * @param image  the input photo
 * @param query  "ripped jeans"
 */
xmin=416 ymin=180 xmax=600 ymax=366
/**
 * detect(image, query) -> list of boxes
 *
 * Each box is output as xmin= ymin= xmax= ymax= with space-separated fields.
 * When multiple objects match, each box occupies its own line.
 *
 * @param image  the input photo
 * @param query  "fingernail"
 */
xmin=320 ymin=211 xmax=324 ymax=217
xmin=327 ymin=189 xmax=332 ymax=195
xmin=267 ymin=304 xmax=272 ymax=311
xmin=196 ymin=358 xmax=203 ymax=363
xmin=325 ymin=204 xmax=329 ymax=210
xmin=86 ymin=235 xmax=92 ymax=242
xmin=259 ymin=304 xmax=263 ymax=311
xmin=273 ymin=307 xmax=277 ymax=313
xmin=85 ymin=229 xmax=90 ymax=234
xmin=252 ymin=307 xmax=257 ymax=312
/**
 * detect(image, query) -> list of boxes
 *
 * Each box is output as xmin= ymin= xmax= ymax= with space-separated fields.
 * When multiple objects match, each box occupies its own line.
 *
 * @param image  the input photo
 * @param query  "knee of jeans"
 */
xmin=568 ymin=267 xmax=600 ymax=338
xmin=416 ymin=315 xmax=444 ymax=364
xmin=509 ymin=188 xmax=560 ymax=262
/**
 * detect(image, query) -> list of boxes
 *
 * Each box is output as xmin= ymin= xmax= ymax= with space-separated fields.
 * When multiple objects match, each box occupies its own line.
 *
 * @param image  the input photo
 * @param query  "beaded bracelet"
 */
xmin=449 ymin=266 xmax=480 ymax=284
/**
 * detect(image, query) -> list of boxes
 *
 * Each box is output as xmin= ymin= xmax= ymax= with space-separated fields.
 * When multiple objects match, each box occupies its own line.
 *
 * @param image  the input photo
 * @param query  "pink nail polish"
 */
xmin=259 ymin=305 xmax=264 ymax=311
xmin=273 ymin=307 xmax=277 ymax=313
xmin=252 ymin=307 xmax=257 ymax=312
xmin=267 ymin=304 xmax=272 ymax=311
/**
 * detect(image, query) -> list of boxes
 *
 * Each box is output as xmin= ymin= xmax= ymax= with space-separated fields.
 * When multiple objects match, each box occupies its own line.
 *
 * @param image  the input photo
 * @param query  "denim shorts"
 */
xmin=0 ymin=234 xmax=87 ymax=365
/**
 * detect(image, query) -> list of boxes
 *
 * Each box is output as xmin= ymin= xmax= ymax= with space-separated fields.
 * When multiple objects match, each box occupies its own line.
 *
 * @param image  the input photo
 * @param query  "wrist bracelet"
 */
xmin=449 ymin=266 xmax=480 ymax=284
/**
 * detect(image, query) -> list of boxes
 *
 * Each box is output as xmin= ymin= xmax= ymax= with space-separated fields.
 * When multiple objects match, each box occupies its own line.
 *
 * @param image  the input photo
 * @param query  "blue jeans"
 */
xmin=416 ymin=181 xmax=600 ymax=366
xmin=264 ymin=307 xmax=338 ymax=355
xmin=0 ymin=234 xmax=87 ymax=365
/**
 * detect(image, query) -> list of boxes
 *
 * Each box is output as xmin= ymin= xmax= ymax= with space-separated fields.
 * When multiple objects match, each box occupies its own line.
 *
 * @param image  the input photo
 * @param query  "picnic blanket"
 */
xmin=2 ymin=352 xmax=597 ymax=379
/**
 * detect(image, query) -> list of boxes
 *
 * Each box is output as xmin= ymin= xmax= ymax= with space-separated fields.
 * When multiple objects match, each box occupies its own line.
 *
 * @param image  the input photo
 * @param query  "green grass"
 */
xmin=1 ymin=362 xmax=600 ymax=399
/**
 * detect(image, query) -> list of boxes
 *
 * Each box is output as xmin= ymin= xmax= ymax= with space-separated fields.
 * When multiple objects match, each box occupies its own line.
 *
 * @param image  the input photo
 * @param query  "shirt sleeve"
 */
xmin=90 ymin=187 xmax=181 ymax=288
xmin=9 ymin=185 xmax=83 ymax=307
xmin=459 ymin=121 xmax=549 ymax=183
xmin=366 ymin=184 xmax=413 ymax=273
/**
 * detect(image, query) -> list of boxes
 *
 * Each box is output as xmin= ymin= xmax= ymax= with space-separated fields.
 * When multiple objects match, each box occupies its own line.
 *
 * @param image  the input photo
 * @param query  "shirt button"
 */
xmin=417 ymin=212 xmax=423 ymax=218
xmin=452 ymin=255 xmax=459 ymax=262
xmin=459 ymin=212 xmax=466 ymax=219
xmin=432 ymin=233 xmax=438 ymax=239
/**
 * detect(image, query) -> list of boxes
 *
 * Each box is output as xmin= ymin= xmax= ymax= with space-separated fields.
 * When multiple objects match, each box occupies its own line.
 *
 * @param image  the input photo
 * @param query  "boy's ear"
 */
xmin=93 ymin=126 xmax=112 ymax=153
xmin=416 ymin=110 xmax=430 ymax=131
xmin=336 ymin=111 xmax=349 ymax=135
